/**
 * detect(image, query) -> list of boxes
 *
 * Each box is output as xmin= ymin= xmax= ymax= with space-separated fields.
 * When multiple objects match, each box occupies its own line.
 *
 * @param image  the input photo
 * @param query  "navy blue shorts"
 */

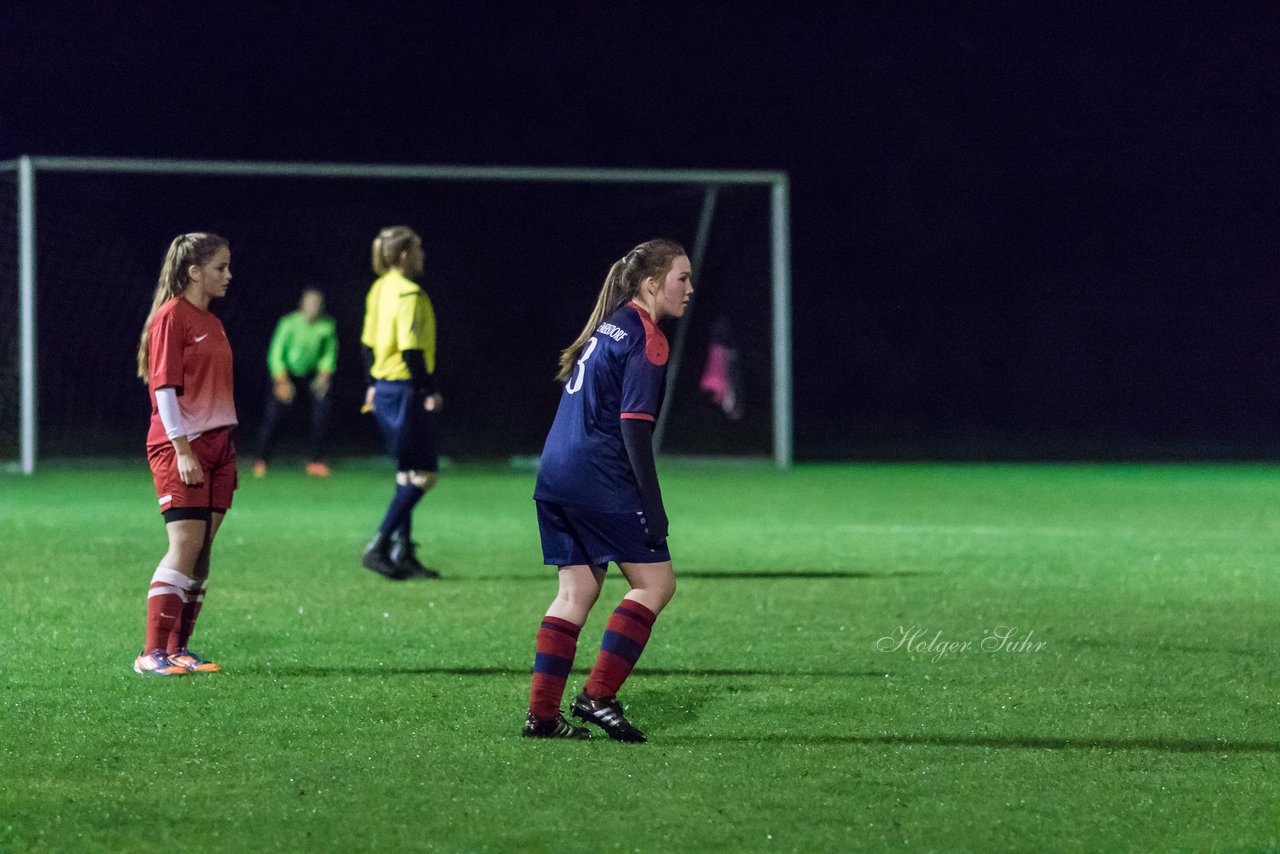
xmin=536 ymin=499 xmax=671 ymax=568
xmin=372 ymin=380 xmax=438 ymax=472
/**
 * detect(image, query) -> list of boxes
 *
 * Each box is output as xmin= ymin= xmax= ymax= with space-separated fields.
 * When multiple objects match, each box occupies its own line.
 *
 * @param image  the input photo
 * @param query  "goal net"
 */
xmin=0 ymin=169 xmax=17 ymax=464
xmin=1 ymin=158 xmax=790 ymax=470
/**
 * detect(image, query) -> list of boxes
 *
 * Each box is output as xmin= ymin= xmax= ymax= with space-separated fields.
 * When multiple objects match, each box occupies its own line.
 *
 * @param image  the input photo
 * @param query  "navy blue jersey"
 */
xmin=535 ymin=301 xmax=669 ymax=512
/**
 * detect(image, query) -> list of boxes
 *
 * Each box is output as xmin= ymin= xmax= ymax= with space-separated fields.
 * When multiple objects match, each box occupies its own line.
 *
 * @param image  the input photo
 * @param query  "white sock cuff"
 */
xmin=151 ymin=566 xmax=192 ymax=589
xmin=147 ymin=584 xmax=187 ymax=600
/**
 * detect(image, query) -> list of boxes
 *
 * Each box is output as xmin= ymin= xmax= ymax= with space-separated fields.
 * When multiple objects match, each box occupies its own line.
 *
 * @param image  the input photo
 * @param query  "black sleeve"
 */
xmin=361 ymin=345 xmax=376 ymax=386
xmin=620 ymin=418 xmax=668 ymax=546
xmin=401 ymin=348 xmax=438 ymax=395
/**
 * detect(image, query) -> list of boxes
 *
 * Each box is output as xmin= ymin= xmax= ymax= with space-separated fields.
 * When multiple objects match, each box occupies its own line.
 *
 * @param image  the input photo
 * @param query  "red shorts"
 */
xmin=147 ymin=427 xmax=238 ymax=514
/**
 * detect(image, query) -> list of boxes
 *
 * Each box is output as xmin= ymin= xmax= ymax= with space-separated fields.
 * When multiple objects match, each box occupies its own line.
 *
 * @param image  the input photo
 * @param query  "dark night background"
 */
xmin=3 ymin=1 xmax=1279 ymax=461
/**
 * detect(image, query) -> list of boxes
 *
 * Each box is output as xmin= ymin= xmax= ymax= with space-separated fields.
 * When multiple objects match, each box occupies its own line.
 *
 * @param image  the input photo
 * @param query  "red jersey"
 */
xmin=146 ymin=297 xmax=237 ymax=446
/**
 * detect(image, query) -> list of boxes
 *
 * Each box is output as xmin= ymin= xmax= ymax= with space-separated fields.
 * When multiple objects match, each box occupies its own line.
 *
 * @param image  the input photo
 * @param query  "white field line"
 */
xmin=766 ymin=522 xmax=1266 ymax=540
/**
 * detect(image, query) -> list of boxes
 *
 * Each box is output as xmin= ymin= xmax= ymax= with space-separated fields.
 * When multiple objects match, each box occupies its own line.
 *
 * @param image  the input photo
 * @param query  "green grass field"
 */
xmin=2 ymin=460 xmax=1277 ymax=852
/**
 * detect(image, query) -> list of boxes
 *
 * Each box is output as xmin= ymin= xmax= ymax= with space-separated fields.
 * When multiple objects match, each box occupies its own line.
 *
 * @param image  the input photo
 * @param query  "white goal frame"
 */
xmin=2 ymin=155 xmax=792 ymax=473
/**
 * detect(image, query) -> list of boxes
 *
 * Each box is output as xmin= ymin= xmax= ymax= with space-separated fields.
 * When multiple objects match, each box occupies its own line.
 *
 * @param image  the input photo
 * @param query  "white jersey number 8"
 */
xmin=566 ymin=336 xmax=599 ymax=394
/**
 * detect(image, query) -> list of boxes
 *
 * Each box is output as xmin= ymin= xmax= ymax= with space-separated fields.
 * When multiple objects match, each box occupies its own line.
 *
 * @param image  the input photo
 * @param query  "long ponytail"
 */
xmin=556 ymin=238 xmax=686 ymax=382
xmin=136 ymin=232 xmax=229 ymax=380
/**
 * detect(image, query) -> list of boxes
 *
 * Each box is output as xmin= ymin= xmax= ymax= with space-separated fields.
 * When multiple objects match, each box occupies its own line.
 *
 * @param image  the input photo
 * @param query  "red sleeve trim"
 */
xmin=620 ymin=412 xmax=656 ymax=422
xmin=629 ymin=303 xmax=669 ymax=366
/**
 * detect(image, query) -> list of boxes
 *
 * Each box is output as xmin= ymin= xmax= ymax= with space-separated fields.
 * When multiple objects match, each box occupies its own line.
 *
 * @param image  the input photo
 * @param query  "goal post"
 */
xmin=5 ymin=155 xmax=792 ymax=473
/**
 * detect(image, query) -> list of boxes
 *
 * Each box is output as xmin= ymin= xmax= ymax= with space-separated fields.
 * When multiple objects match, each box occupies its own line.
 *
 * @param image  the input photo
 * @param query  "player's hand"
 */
xmin=176 ymin=449 xmax=204 ymax=487
xmin=360 ymin=386 xmax=375 ymax=414
xmin=274 ymin=376 xmax=295 ymax=404
xmin=310 ymin=373 xmax=332 ymax=400
xmin=643 ymin=505 xmax=669 ymax=548
xmin=424 ymin=392 xmax=443 ymax=413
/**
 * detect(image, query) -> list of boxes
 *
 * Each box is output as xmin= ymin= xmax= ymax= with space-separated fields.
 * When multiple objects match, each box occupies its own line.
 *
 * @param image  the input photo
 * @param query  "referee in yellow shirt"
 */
xmin=360 ymin=226 xmax=441 ymax=580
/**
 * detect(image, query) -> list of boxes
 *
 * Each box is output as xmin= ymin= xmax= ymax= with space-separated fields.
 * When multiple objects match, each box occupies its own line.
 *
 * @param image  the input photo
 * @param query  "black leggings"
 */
xmin=254 ymin=377 xmax=332 ymax=462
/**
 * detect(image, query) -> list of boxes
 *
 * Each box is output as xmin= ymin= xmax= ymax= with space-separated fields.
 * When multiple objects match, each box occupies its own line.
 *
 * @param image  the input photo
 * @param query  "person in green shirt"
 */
xmin=252 ymin=289 xmax=338 ymax=477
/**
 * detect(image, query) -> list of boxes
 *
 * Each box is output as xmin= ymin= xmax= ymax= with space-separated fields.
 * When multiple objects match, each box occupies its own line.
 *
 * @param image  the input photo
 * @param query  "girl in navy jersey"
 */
xmin=523 ymin=238 xmax=693 ymax=741
xmin=134 ymin=233 xmax=237 ymax=676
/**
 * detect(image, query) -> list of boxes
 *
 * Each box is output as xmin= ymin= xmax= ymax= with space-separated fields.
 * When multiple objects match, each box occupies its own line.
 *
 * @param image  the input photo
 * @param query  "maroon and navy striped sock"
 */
xmin=529 ymin=616 xmax=581 ymax=720
xmin=584 ymin=599 xmax=657 ymax=700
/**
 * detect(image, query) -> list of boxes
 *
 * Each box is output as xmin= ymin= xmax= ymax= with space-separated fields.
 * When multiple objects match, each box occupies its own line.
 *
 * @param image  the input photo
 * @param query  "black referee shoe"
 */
xmin=362 ymin=537 xmax=408 ymax=580
xmin=390 ymin=534 xmax=440 ymax=579
xmin=521 ymin=712 xmax=590 ymax=740
xmin=570 ymin=691 xmax=647 ymax=743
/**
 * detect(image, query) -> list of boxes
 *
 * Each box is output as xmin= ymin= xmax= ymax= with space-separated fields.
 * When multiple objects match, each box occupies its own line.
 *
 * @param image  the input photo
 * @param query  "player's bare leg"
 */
xmin=190 ymin=512 xmax=224 ymax=583
xmin=161 ymin=519 xmax=211 ymax=577
xmin=571 ymin=560 xmax=674 ymax=743
xmin=166 ymin=513 xmax=224 ymax=673
xmin=546 ymin=563 xmax=606 ymax=625
xmin=136 ymin=518 xmax=213 ymax=676
xmin=617 ymin=560 xmax=676 ymax=616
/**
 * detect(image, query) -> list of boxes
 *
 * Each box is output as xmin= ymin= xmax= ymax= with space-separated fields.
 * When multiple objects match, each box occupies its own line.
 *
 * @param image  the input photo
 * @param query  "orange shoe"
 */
xmin=169 ymin=648 xmax=222 ymax=673
xmin=305 ymin=461 xmax=331 ymax=478
xmin=252 ymin=460 xmax=267 ymax=478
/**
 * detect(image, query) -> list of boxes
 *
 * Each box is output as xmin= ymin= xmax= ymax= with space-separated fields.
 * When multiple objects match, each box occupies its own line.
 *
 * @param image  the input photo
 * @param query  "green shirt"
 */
xmin=267 ymin=311 xmax=338 ymax=377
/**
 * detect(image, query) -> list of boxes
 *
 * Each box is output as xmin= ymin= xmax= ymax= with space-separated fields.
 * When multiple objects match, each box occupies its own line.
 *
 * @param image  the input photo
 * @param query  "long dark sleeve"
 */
xmin=361 ymin=344 xmax=376 ymax=386
xmin=401 ymin=349 xmax=438 ymax=395
xmin=620 ymin=418 xmax=668 ymax=545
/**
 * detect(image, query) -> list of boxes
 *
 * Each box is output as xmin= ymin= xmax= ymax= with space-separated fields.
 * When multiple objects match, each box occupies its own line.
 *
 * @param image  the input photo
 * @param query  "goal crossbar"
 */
xmin=4 ymin=155 xmax=792 ymax=472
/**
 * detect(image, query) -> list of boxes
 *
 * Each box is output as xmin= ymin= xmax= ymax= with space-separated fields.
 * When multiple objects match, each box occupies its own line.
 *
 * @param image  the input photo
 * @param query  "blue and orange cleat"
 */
xmin=134 ymin=650 xmax=188 ymax=677
xmin=169 ymin=648 xmax=222 ymax=673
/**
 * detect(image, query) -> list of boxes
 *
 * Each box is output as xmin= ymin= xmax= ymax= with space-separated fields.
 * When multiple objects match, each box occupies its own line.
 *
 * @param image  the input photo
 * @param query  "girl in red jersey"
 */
xmin=133 ymin=233 xmax=237 ymax=676
xmin=523 ymin=239 xmax=693 ymax=741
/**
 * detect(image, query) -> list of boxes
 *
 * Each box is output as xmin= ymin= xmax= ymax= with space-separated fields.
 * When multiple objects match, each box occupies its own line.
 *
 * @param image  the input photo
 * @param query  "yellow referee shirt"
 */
xmin=361 ymin=271 xmax=436 ymax=380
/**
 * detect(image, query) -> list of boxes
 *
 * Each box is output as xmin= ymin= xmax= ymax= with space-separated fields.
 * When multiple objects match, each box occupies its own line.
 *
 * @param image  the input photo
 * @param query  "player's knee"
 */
xmin=650 ymin=576 xmax=676 ymax=609
xmin=408 ymin=471 xmax=437 ymax=491
xmin=556 ymin=581 xmax=601 ymax=612
xmin=559 ymin=583 xmax=600 ymax=609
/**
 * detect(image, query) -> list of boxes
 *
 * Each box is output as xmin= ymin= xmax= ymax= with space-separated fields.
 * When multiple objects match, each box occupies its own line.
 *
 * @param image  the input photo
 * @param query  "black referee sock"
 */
xmin=378 ymin=483 xmax=425 ymax=539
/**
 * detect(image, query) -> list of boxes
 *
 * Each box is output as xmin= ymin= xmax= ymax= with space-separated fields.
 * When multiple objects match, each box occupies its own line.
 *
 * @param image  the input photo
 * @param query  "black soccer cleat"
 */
xmin=362 ymin=537 xmax=408 ymax=580
xmin=521 ymin=711 xmax=591 ymax=740
xmin=570 ymin=691 xmax=647 ymax=743
xmin=390 ymin=534 xmax=440 ymax=579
